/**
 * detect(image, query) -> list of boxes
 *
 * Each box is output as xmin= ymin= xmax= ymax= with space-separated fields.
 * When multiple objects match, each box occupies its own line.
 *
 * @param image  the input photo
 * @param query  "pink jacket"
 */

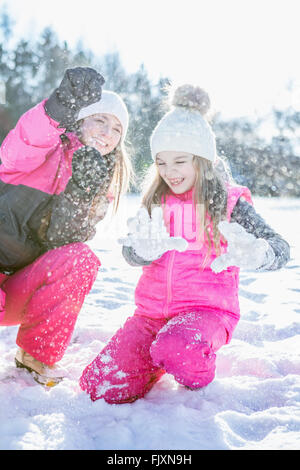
xmin=134 ymin=184 xmax=252 ymax=342
xmin=0 ymin=100 xmax=83 ymax=195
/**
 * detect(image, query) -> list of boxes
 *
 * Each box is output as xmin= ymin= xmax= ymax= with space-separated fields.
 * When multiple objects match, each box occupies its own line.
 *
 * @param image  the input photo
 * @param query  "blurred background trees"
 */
xmin=0 ymin=10 xmax=299 ymax=196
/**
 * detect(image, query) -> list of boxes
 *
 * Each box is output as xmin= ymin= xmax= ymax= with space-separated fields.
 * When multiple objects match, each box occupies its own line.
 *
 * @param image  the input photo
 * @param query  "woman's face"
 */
xmin=156 ymin=151 xmax=197 ymax=194
xmin=80 ymin=113 xmax=122 ymax=155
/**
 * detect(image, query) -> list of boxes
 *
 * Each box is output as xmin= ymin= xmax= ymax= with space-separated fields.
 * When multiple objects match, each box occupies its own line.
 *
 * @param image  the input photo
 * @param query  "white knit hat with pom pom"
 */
xmin=150 ymin=84 xmax=217 ymax=162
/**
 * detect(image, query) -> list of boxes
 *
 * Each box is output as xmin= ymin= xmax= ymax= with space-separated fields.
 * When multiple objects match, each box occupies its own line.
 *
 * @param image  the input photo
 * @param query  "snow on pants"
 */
xmin=0 ymin=242 xmax=100 ymax=365
xmin=80 ymin=309 xmax=228 ymax=403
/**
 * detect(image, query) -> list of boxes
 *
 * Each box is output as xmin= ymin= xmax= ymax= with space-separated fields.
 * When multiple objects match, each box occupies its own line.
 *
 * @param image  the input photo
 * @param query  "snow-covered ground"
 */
xmin=0 ymin=195 xmax=299 ymax=450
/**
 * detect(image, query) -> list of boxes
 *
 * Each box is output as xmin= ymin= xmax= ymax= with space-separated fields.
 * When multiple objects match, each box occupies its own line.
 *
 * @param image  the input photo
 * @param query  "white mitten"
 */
xmin=210 ymin=221 xmax=274 ymax=273
xmin=119 ymin=206 xmax=188 ymax=261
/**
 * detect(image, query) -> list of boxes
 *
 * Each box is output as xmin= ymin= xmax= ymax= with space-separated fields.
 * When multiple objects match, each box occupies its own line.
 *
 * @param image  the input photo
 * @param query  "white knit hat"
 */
xmin=150 ymin=85 xmax=216 ymax=162
xmin=77 ymin=90 xmax=129 ymax=142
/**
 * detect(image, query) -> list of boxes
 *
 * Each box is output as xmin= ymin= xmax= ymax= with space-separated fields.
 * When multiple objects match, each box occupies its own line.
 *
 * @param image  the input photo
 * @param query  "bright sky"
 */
xmin=2 ymin=0 xmax=300 ymax=118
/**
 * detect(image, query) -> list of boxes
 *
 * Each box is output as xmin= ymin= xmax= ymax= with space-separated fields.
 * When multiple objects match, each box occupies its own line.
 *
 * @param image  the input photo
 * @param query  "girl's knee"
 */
xmin=89 ymin=373 xmax=161 ymax=404
xmin=150 ymin=318 xmax=217 ymax=389
xmin=80 ymin=354 xmax=162 ymax=404
xmin=151 ymin=336 xmax=216 ymax=388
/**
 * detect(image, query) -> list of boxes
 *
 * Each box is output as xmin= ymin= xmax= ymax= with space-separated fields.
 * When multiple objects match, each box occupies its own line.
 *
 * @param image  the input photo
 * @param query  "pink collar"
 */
xmin=168 ymin=187 xmax=194 ymax=202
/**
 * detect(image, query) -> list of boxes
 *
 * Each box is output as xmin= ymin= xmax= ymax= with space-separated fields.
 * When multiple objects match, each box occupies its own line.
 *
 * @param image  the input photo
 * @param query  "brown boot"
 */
xmin=15 ymin=348 xmax=66 ymax=387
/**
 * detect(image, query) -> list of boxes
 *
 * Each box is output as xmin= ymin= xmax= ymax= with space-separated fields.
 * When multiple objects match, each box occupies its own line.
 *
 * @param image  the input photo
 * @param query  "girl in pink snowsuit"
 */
xmin=0 ymin=67 xmax=132 ymax=386
xmin=80 ymin=84 xmax=290 ymax=403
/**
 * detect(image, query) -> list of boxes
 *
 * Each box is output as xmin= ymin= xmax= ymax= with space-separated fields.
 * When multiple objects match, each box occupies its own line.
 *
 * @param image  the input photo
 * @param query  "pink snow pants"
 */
xmin=0 ymin=243 xmax=100 ymax=365
xmin=80 ymin=309 xmax=228 ymax=403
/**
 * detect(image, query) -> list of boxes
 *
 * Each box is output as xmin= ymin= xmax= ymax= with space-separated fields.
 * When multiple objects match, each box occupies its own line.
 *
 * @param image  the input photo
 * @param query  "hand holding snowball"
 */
xmin=210 ymin=221 xmax=274 ymax=273
xmin=119 ymin=207 xmax=188 ymax=261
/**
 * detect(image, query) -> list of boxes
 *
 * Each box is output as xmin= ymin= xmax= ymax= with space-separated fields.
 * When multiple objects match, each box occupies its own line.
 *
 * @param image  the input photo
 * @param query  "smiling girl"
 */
xmin=155 ymin=151 xmax=197 ymax=193
xmin=80 ymin=84 xmax=290 ymax=404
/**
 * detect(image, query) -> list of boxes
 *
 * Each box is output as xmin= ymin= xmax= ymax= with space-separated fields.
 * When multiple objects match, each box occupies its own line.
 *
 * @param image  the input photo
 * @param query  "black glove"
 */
xmin=44 ymin=67 xmax=105 ymax=128
xmin=71 ymin=146 xmax=112 ymax=195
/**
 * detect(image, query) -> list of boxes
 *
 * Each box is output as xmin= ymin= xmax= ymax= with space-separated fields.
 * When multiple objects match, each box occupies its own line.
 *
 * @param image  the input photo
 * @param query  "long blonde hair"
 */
xmin=142 ymin=156 xmax=229 ymax=255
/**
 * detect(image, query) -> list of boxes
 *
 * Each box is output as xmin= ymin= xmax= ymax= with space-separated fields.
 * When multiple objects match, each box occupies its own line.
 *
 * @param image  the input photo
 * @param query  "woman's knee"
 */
xmin=58 ymin=242 xmax=100 ymax=271
xmin=41 ymin=243 xmax=100 ymax=290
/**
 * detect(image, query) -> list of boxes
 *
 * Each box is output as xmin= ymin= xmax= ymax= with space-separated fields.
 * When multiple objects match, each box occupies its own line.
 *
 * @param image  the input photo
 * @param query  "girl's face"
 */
xmin=80 ymin=113 xmax=122 ymax=156
xmin=156 ymin=151 xmax=196 ymax=194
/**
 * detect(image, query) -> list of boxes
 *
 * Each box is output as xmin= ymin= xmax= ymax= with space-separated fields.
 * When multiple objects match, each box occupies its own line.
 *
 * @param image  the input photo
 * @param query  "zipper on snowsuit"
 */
xmin=163 ymin=250 xmax=176 ymax=317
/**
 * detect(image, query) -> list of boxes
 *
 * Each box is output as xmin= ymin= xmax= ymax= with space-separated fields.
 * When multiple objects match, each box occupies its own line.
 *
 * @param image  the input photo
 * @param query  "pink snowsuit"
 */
xmin=0 ymin=101 xmax=101 ymax=364
xmin=80 ymin=184 xmax=252 ymax=403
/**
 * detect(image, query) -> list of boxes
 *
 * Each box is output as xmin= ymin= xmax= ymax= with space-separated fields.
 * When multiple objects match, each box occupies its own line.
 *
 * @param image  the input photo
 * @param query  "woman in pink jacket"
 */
xmin=80 ymin=84 xmax=290 ymax=403
xmin=0 ymin=67 xmax=132 ymax=387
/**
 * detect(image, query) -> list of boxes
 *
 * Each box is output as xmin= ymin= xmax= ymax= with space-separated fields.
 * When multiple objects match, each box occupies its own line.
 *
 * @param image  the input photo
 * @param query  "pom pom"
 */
xmin=172 ymin=84 xmax=211 ymax=115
